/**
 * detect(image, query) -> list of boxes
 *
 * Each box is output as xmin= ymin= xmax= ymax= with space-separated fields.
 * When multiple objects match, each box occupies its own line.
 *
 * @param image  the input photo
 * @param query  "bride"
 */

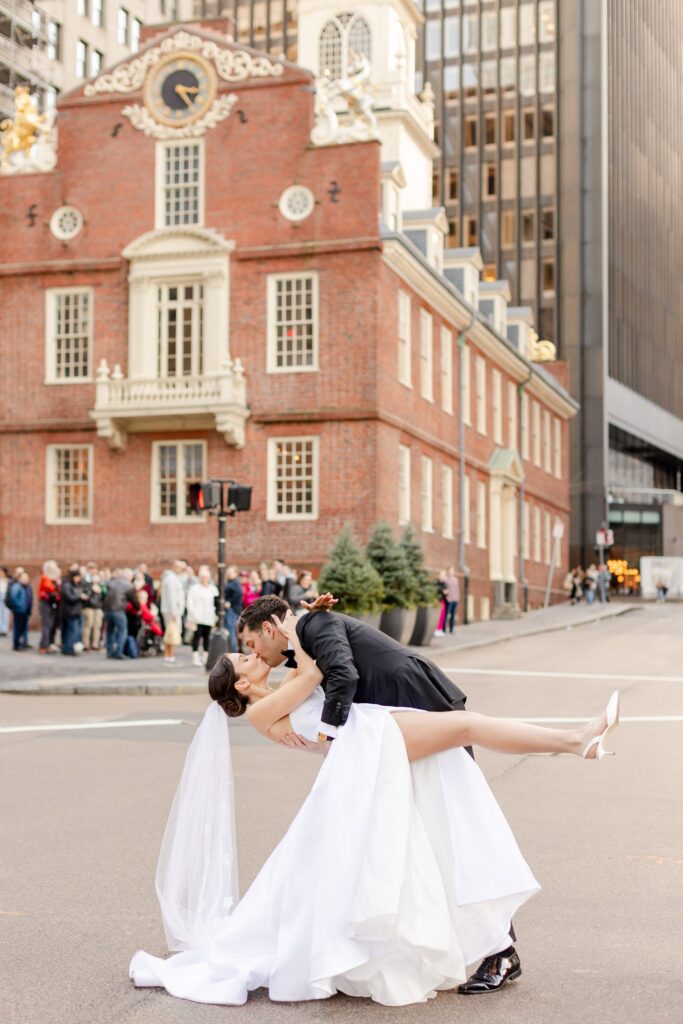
xmin=129 ymin=608 xmax=620 ymax=1007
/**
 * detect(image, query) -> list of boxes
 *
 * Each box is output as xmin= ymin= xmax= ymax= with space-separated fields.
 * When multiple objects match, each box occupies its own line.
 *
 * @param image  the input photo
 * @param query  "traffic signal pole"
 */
xmin=202 ymin=479 xmax=252 ymax=672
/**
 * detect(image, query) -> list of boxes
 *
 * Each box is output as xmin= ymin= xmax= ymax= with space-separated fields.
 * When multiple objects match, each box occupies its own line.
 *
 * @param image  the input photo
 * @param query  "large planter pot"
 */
xmin=380 ymin=607 xmax=418 ymax=645
xmin=408 ymin=605 xmax=442 ymax=646
xmin=348 ymin=611 xmax=382 ymax=631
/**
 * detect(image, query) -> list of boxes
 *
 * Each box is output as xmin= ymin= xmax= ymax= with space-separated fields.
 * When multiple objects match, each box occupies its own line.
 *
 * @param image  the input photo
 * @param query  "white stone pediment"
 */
xmin=488 ymin=447 xmax=524 ymax=483
xmin=123 ymin=226 xmax=235 ymax=262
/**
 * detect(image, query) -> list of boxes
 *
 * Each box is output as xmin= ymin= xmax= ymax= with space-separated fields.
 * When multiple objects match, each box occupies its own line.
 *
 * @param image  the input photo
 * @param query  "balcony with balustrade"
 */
xmin=90 ymin=359 xmax=250 ymax=452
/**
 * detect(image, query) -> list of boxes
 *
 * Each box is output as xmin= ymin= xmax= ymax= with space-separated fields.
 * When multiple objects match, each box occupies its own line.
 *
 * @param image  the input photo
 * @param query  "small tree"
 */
xmin=318 ymin=525 xmax=384 ymax=614
xmin=399 ymin=523 xmax=440 ymax=606
xmin=366 ymin=521 xmax=418 ymax=609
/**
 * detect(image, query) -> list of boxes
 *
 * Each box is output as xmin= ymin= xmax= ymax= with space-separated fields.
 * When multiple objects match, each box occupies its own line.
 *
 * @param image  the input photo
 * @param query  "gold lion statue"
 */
xmin=0 ymin=86 xmax=51 ymax=170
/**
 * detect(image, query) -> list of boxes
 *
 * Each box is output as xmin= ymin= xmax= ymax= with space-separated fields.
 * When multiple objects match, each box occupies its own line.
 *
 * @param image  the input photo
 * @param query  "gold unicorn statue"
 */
xmin=0 ymin=86 xmax=52 ymax=170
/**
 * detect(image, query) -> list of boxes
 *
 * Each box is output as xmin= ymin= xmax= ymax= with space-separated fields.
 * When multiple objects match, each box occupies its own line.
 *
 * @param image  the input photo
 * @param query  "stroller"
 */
xmin=137 ymin=622 xmax=163 ymax=657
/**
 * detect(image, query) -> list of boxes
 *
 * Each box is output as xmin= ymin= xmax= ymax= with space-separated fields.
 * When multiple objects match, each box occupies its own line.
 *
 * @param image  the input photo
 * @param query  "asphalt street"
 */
xmin=2 ymin=603 xmax=682 ymax=1024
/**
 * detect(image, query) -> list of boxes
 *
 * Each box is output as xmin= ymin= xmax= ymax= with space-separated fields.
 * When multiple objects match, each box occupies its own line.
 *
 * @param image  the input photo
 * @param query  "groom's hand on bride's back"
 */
xmin=280 ymin=732 xmax=330 ymax=756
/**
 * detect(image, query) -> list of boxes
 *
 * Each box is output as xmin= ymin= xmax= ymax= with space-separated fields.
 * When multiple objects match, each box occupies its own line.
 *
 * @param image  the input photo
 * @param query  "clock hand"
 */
xmin=175 ymin=84 xmax=199 ymax=108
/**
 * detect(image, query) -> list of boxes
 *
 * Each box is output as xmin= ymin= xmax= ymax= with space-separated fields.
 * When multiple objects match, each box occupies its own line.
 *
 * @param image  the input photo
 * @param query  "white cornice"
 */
xmin=123 ymin=226 xmax=236 ymax=261
xmin=382 ymin=238 xmax=577 ymax=419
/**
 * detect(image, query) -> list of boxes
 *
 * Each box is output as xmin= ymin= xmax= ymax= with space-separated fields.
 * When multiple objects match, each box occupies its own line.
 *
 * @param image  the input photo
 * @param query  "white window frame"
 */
xmin=553 ymin=417 xmax=562 ymax=479
xmin=398 ymin=290 xmax=412 ymax=387
xmin=522 ymin=391 xmax=530 ymax=459
xmin=45 ymin=444 xmax=93 ymax=525
xmin=441 ymin=464 xmax=454 ymax=538
xmin=421 ymin=455 xmax=434 ymax=532
xmin=150 ymin=440 xmax=207 ymax=524
xmin=155 ymin=139 xmax=205 ymax=229
xmin=156 ymin=281 xmax=205 ymax=378
xmin=533 ymin=505 xmax=541 ymax=562
xmin=45 ymin=287 xmax=94 ymax=384
xmin=476 ymin=479 xmax=486 ymax=549
xmin=463 ymin=473 xmax=471 ymax=544
xmin=507 ymin=380 xmax=518 ymax=450
xmin=266 ymin=272 xmax=319 ymax=373
xmin=492 ymin=369 xmax=503 ymax=444
xmin=267 ymin=436 xmax=320 ymax=522
xmin=532 ymin=400 xmax=541 ymax=466
xmin=542 ymin=408 xmax=552 ymax=473
xmin=419 ymin=310 xmax=434 ymax=402
xmin=475 ymin=355 xmax=487 ymax=435
xmin=544 ymin=510 xmax=551 ymax=564
xmin=523 ymin=500 xmax=530 ymax=559
xmin=398 ymin=444 xmax=411 ymax=525
xmin=462 ymin=343 xmax=471 ymax=425
xmin=440 ymin=326 xmax=453 ymax=414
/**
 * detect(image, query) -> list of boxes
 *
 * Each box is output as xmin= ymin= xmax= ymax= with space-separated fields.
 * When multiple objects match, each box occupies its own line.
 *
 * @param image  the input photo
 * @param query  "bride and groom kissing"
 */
xmin=129 ymin=593 xmax=620 ymax=1007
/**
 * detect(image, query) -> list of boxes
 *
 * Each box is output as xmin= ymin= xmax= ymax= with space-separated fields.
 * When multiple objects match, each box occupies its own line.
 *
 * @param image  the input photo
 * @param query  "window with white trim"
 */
xmin=419 ymin=310 xmax=434 ymax=401
xmin=507 ymin=381 xmax=518 ymax=450
xmin=157 ymin=141 xmax=203 ymax=228
xmin=267 ymin=437 xmax=319 ymax=520
xmin=462 ymin=343 xmax=471 ymax=425
xmin=398 ymin=444 xmax=411 ymax=525
xmin=440 ymin=326 xmax=453 ymax=414
xmin=266 ymin=273 xmax=318 ymax=372
xmin=523 ymin=500 xmax=530 ymax=559
xmin=492 ymin=369 xmax=503 ymax=444
xmin=46 ymin=445 xmax=93 ymax=524
xmin=398 ymin=290 xmax=412 ymax=387
xmin=476 ymin=479 xmax=486 ymax=548
xmin=421 ymin=455 xmax=433 ymax=532
xmin=542 ymin=408 xmax=552 ymax=473
xmin=522 ymin=392 xmax=530 ymax=459
xmin=156 ymin=283 xmax=204 ymax=377
xmin=118 ymin=7 xmax=129 ymax=45
xmin=533 ymin=505 xmax=541 ymax=562
xmin=441 ymin=465 xmax=453 ymax=538
xmin=46 ymin=288 xmax=92 ymax=382
xmin=463 ymin=473 xmax=471 ymax=544
xmin=152 ymin=441 xmax=205 ymax=521
xmin=544 ymin=510 xmax=551 ymax=564
xmin=475 ymin=355 xmax=487 ymax=435
xmin=319 ymin=13 xmax=371 ymax=79
xmin=532 ymin=400 xmax=541 ymax=466
xmin=553 ymin=417 xmax=562 ymax=478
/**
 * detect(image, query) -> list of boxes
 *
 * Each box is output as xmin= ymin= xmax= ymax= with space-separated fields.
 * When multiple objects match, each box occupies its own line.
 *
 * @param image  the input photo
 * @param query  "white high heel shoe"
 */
xmin=582 ymin=690 xmax=620 ymax=760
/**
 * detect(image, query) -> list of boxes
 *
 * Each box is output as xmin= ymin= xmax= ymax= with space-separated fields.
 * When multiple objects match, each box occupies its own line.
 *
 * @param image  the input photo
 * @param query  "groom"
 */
xmin=238 ymin=595 xmax=522 ymax=996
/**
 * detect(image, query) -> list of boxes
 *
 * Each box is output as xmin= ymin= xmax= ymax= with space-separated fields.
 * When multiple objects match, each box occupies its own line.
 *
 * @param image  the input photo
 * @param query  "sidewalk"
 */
xmin=0 ymin=600 xmax=641 ymax=695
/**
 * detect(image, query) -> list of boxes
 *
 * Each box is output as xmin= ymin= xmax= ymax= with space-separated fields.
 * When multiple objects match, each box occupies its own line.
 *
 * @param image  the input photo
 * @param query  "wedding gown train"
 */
xmin=130 ymin=688 xmax=540 ymax=1006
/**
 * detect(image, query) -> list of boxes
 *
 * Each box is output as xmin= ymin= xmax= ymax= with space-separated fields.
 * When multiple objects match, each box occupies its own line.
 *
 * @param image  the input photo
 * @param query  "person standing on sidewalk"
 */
xmin=0 ymin=566 xmax=10 ymax=637
xmin=224 ymin=565 xmax=243 ymax=653
xmin=186 ymin=566 xmax=218 ymax=666
xmin=160 ymin=561 xmax=186 ymax=665
xmin=37 ymin=560 xmax=61 ymax=654
xmin=443 ymin=567 xmax=460 ymax=634
xmin=103 ymin=568 xmax=138 ymax=660
xmin=82 ymin=572 xmax=104 ymax=650
xmin=8 ymin=569 xmax=32 ymax=651
xmin=597 ymin=563 xmax=611 ymax=604
xmin=60 ymin=569 xmax=86 ymax=656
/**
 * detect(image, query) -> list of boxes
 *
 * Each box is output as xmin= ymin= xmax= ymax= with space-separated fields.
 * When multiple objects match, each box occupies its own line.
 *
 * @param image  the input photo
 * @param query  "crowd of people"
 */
xmin=0 ymin=559 xmax=319 ymax=665
xmin=563 ymin=563 xmax=612 ymax=605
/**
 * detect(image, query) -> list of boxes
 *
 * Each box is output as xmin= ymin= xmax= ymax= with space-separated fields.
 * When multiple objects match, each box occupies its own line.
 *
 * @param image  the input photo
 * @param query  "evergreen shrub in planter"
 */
xmin=366 ymin=522 xmax=418 ymax=643
xmin=318 ymin=525 xmax=384 ymax=622
xmin=400 ymin=524 xmax=442 ymax=646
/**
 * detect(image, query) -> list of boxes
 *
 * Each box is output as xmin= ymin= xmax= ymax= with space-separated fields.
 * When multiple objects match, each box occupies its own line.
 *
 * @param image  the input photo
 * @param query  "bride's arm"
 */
xmin=247 ymin=612 xmax=323 ymax=738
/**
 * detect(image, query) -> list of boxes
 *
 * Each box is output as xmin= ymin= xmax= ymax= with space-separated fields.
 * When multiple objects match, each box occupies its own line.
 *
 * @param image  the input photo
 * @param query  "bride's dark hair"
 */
xmin=208 ymin=655 xmax=248 ymax=718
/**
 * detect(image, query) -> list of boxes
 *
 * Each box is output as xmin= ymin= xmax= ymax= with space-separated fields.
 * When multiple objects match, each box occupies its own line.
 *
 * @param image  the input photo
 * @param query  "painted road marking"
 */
xmin=444 ymin=667 xmax=683 ymax=684
xmin=0 ymin=718 xmax=185 ymax=735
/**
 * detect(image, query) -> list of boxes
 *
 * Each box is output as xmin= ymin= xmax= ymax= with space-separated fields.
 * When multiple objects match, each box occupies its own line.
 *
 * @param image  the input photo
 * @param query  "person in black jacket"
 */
xmin=60 ymin=569 xmax=85 ymax=656
xmin=237 ymin=594 xmax=522 ymax=996
xmin=224 ymin=565 xmax=243 ymax=653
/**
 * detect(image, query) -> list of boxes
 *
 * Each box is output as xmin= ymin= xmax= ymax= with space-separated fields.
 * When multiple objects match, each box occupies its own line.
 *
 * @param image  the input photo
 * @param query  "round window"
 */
xmin=50 ymin=206 xmax=84 ymax=241
xmin=278 ymin=185 xmax=315 ymax=223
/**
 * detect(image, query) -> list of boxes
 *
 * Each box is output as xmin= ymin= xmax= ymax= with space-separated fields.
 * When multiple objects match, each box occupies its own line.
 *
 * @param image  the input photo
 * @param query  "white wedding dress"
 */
xmin=130 ymin=689 xmax=540 ymax=1006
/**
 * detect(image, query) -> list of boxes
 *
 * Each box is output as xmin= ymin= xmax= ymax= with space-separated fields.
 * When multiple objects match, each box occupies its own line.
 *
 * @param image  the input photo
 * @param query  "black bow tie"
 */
xmin=281 ymin=650 xmax=298 ymax=670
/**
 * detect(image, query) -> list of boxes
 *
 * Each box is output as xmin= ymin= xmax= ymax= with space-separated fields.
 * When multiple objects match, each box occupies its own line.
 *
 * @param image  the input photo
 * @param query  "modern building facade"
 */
xmin=0 ymin=12 xmax=576 ymax=618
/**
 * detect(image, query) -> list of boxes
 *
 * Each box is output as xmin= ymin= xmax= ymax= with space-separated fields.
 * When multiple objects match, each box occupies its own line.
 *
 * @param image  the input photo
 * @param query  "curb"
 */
xmin=424 ymin=604 xmax=641 ymax=661
xmin=0 ymin=680 xmax=208 ymax=696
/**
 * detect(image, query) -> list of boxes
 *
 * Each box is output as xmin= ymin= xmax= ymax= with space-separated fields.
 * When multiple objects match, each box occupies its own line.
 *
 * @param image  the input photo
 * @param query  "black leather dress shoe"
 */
xmin=458 ymin=949 xmax=521 ymax=994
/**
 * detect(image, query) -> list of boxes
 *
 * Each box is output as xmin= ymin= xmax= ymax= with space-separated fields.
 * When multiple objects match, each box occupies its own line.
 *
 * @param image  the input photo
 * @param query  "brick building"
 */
xmin=0 ymin=11 xmax=576 ymax=619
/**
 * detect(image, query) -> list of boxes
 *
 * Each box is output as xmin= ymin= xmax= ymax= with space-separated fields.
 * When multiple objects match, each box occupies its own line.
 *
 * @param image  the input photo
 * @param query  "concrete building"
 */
xmin=0 ymin=10 xmax=576 ymax=618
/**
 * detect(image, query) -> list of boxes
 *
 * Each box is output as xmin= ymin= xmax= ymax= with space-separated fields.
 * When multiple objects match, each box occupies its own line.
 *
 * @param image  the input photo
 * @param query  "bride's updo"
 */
xmin=208 ymin=655 xmax=248 ymax=718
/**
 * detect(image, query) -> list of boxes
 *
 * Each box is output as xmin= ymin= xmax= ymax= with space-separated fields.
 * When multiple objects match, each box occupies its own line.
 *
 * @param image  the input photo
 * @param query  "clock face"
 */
xmin=144 ymin=53 xmax=217 ymax=127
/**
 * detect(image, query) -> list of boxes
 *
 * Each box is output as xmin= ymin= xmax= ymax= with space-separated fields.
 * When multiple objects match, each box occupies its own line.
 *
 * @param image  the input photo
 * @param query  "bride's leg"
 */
xmin=391 ymin=709 xmax=606 ymax=763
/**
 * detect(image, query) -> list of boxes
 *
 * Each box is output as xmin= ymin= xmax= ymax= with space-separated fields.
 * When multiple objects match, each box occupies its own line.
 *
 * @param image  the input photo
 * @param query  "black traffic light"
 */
xmin=188 ymin=481 xmax=222 ymax=513
xmin=227 ymin=484 xmax=252 ymax=512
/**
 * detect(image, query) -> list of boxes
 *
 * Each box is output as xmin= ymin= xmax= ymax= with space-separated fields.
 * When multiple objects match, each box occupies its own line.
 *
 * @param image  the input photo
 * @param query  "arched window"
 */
xmin=319 ymin=13 xmax=372 ymax=79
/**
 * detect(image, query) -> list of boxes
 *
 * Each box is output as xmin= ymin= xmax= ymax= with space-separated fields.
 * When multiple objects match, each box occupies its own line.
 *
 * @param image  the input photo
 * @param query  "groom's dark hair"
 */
xmin=237 ymin=595 xmax=289 ymax=635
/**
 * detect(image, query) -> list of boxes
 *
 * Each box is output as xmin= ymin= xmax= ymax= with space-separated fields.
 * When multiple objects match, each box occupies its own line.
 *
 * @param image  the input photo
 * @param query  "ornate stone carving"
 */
xmin=0 ymin=87 xmax=57 ymax=175
xmin=527 ymin=335 xmax=557 ymax=362
xmin=311 ymin=53 xmax=378 ymax=147
xmin=122 ymin=92 xmax=238 ymax=140
xmin=84 ymin=30 xmax=284 ymax=97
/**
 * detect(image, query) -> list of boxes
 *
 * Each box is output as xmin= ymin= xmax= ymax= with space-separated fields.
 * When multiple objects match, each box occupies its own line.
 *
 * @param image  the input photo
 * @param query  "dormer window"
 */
xmin=319 ymin=13 xmax=371 ymax=79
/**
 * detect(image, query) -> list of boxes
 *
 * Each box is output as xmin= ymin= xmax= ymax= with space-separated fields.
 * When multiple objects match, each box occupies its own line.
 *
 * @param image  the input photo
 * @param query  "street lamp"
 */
xmin=189 ymin=478 xmax=252 ymax=670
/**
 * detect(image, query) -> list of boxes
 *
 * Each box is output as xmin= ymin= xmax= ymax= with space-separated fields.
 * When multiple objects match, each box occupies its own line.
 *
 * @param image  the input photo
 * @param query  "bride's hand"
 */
xmin=271 ymin=609 xmax=298 ymax=641
xmin=301 ymin=591 xmax=338 ymax=612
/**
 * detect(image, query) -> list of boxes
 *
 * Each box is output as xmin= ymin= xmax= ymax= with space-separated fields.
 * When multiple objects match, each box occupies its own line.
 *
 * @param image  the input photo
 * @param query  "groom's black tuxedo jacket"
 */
xmin=295 ymin=611 xmax=467 ymax=730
